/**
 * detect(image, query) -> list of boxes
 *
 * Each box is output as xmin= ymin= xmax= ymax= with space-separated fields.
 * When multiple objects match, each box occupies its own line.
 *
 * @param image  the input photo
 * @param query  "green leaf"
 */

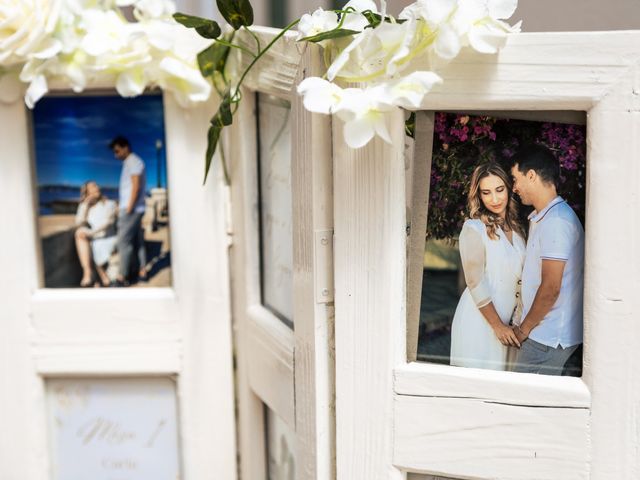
xmin=216 ymin=93 xmax=234 ymax=126
xmin=196 ymin=23 xmax=222 ymax=39
xmin=204 ymin=95 xmax=234 ymax=183
xmin=216 ymin=0 xmax=254 ymax=30
xmin=359 ymin=11 xmax=407 ymax=29
xmin=362 ymin=11 xmax=382 ymax=28
xmin=173 ymin=13 xmax=221 ymax=39
xmin=405 ymin=112 xmax=416 ymax=139
xmin=299 ymin=28 xmax=360 ymax=43
xmin=204 ymin=124 xmax=223 ymax=183
xmin=197 ymin=41 xmax=231 ymax=77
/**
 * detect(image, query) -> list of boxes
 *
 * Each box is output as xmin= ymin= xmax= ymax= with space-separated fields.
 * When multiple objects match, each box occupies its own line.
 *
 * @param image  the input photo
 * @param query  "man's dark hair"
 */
xmin=109 ymin=136 xmax=131 ymax=150
xmin=511 ymin=143 xmax=560 ymax=187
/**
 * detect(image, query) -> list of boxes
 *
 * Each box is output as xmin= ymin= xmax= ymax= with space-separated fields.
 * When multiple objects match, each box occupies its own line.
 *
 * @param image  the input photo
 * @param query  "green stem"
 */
xmin=215 ymin=38 xmax=256 ymax=58
xmin=244 ymin=25 xmax=262 ymax=53
xmin=219 ymin=139 xmax=231 ymax=186
xmin=235 ymin=18 xmax=301 ymax=91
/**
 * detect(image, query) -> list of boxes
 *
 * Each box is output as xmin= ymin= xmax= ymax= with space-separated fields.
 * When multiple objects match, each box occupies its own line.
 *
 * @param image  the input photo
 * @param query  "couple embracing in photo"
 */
xmin=449 ymin=144 xmax=585 ymax=375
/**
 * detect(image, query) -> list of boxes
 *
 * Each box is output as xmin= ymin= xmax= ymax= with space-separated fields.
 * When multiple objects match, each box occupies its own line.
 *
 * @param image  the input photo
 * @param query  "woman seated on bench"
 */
xmin=74 ymin=181 xmax=118 ymax=287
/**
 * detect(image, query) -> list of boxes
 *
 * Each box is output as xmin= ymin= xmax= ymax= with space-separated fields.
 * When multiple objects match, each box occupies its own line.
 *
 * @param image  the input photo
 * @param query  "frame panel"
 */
xmin=0 ymin=85 xmax=236 ymax=480
xmin=334 ymin=31 xmax=640 ymax=480
xmin=230 ymin=28 xmax=335 ymax=480
xmin=394 ymin=396 xmax=590 ymax=479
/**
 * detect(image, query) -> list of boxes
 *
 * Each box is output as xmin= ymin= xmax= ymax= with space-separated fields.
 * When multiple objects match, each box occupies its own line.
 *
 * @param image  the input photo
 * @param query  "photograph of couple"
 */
xmin=418 ymin=113 xmax=586 ymax=376
xmin=34 ymin=95 xmax=171 ymax=289
xmin=74 ymin=137 xmax=152 ymax=288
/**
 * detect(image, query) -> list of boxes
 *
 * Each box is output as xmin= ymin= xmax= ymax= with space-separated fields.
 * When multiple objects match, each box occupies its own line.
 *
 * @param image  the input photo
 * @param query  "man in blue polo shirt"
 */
xmin=510 ymin=144 xmax=584 ymax=375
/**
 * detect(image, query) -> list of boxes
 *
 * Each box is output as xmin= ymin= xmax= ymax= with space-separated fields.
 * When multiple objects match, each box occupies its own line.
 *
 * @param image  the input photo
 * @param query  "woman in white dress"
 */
xmin=74 ymin=181 xmax=118 ymax=287
xmin=450 ymin=163 xmax=527 ymax=371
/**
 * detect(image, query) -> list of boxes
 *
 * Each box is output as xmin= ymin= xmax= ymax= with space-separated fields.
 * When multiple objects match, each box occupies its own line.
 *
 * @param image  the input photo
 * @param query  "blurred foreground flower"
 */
xmin=0 ymin=0 xmax=210 ymax=108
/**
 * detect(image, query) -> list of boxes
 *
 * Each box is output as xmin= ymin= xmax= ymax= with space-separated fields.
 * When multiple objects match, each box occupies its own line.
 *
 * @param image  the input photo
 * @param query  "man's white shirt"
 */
xmin=521 ymin=196 xmax=584 ymax=348
xmin=119 ymin=152 xmax=146 ymax=213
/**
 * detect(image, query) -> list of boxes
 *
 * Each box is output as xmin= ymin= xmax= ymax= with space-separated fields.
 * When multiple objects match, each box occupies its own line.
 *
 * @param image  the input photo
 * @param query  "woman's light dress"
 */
xmin=75 ymin=199 xmax=118 ymax=266
xmin=450 ymin=219 xmax=526 ymax=371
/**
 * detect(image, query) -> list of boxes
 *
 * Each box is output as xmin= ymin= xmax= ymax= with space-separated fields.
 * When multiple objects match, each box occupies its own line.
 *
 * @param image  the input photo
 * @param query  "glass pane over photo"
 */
xmin=265 ymin=405 xmax=296 ymax=480
xmin=257 ymin=93 xmax=294 ymax=327
xmin=416 ymin=111 xmax=586 ymax=377
xmin=32 ymin=94 xmax=171 ymax=289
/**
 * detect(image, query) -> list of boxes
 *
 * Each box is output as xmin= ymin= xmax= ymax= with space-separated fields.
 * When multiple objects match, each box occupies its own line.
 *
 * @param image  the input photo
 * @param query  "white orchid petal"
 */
xmin=297 ymin=77 xmax=344 ymax=114
xmin=25 ymin=74 xmax=48 ymax=109
xmin=511 ymin=19 xmax=523 ymax=32
xmin=116 ymin=70 xmax=146 ymax=97
xmin=342 ymin=12 xmax=370 ymax=32
xmin=343 ymin=117 xmax=375 ymax=149
xmin=424 ymin=0 xmax=457 ymax=25
xmin=453 ymin=0 xmax=486 ymax=34
xmin=333 ymin=87 xmax=370 ymax=117
xmin=373 ymin=113 xmax=392 ymax=144
xmin=384 ymin=71 xmax=443 ymax=109
xmin=158 ymin=57 xmax=212 ymax=103
xmin=434 ymin=24 xmax=461 ymax=59
xmin=32 ymin=37 xmax=62 ymax=59
xmin=488 ymin=0 xmax=518 ymax=19
xmin=386 ymin=19 xmax=417 ymax=76
xmin=144 ymin=22 xmax=176 ymax=50
xmin=326 ymin=30 xmax=368 ymax=81
xmin=297 ymin=8 xmax=339 ymax=39
xmin=468 ymin=23 xmax=508 ymax=54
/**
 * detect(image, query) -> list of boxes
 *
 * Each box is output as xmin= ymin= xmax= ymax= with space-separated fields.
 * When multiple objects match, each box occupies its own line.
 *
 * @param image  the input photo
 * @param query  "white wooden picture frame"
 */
xmin=333 ymin=31 xmax=640 ymax=480
xmin=0 ymin=82 xmax=236 ymax=479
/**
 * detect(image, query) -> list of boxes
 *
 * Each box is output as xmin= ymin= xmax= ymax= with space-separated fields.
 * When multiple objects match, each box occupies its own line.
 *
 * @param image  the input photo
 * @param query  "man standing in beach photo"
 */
xmin=110 ymin=136 xmax=148 ymax=286
xmin=509 ymin=144 xmax=585 ymax=375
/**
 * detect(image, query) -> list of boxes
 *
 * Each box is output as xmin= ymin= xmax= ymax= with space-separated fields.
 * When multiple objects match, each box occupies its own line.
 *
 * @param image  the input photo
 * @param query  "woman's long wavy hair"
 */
xmin=80 ymin=180 xmax=105 ymax=203
xmin=467 ymin=163 xmax=525 ymax=241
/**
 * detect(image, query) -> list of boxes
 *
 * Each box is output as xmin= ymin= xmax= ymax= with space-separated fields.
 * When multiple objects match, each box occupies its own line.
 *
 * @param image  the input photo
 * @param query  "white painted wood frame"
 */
xmin=0 ymin=87 xmax=236 ymax=479
xmin=333 ymin=31 xmax=640 ymax=480
xmin=229 ymin=28 xmax=335 ymax=480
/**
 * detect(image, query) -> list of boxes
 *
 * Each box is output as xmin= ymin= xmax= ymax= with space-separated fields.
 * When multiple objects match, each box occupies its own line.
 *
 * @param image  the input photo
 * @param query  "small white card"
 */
xmin=47 ymin=377 xmax=181 ymax=480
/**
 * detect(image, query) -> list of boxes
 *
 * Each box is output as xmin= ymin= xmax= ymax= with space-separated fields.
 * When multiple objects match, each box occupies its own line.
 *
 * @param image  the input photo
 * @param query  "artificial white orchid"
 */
xmin=378 ymin=71 xmax=443 ymax=109
xmin=297 ymin=77 xmax=345 ymax=114
xmin=297 ymin=9 xmax=340 ymax=42
xmin=297 ymin=71 xmax=442 ymax=147
xmin=399 ymin=0 xmax=521 ymax=59
xmin=297 ymin=0 xmax=520 ymax=149
xmin=299 ymin=77 xmax=395 ymax=148
xmin=0 ymin=0 xmax=210 ymax=107
xmin=334 ymin=86 xmax=395 ymax=149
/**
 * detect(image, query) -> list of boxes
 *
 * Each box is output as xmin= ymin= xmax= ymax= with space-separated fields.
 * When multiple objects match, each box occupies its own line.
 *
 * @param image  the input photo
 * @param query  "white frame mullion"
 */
xmin=292 ymin=43 xmax=336 ymax=480
xmin=333 ymin=107 xmax=408 ymax=480
xmin=229 ymin=88 xmax=274 ymax=480
xmin=230 ymin=28 xmax=335 ymax=480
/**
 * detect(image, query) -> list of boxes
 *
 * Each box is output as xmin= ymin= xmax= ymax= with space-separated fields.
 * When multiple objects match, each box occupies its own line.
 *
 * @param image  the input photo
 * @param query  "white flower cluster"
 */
xmin=0 ymin=0 xmax=211 ymax=107
xmin=297 ymin=0 xmax=521 ymax=149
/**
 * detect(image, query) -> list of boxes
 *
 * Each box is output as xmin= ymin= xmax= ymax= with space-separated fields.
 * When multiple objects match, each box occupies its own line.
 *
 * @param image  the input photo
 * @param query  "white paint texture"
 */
xmin=333 ymin=31 xmax=640 ymax=480
xmin=229 ymin=31 xmax=335 ymax=480
xmin=0 ymin=87 xmax=236 ymax=479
